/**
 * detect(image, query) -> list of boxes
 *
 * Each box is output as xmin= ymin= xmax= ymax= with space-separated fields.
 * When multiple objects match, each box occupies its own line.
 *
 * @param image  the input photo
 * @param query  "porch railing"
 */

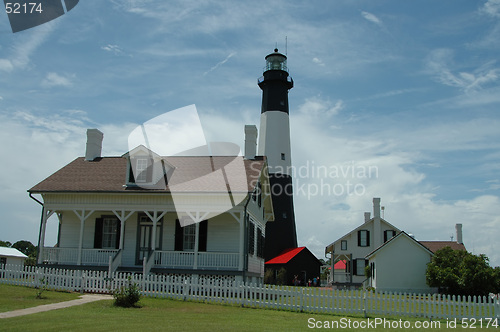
xmin=42 ymin=247 xmax=118 ymax=266
xmin=333 ymin=272 xmax=351 ymax=283
xmin=154 ymin=251 xmax=239 ymax=270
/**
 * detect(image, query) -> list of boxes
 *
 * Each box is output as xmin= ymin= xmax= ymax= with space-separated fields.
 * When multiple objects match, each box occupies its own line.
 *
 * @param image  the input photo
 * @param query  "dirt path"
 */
xmin=0 ymin=294 xmax=112 ymax=319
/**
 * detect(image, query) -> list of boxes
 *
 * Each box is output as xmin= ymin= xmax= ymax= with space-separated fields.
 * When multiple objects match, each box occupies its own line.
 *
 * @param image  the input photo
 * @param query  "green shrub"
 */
xmin=35 ymin=277 xmax=48 ymax=299
xmin=113 ymin=277 xmax=141 ymax=307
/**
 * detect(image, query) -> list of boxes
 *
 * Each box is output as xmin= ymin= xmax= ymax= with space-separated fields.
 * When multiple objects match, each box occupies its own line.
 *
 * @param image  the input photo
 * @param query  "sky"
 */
xmin=0 ymin=0 xmax=499 ymax=267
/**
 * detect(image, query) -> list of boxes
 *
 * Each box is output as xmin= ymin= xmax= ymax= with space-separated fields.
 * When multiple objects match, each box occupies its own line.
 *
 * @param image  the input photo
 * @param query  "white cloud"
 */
xmin=41 ymin=72 xmax=74 ymax=88
xmin=101 ymin=44 xmax=124 ymax=55
xmin=361 ymin=11 xmax=383 ymax=26
xmin=204 ymin=52 xmax=237 ymax=76
xmin=482 ymin=0 xmax=500 ymax=18
xmin=0 ymin=59 xmax=14 ymax=72
xmin=298 ymin=97 xmax=344 ymax=117
xmin=312 ymin=57 xmax=325 ymax=66
xmin=425 ymin=48 xmax=500 ymax=92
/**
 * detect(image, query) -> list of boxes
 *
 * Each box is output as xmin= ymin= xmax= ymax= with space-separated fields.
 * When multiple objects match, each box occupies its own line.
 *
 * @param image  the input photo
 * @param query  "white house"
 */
xmin=365 ymin=231 xmax=436 ymax=293
xmin=29 ymin=127 xmax=274 ymax=283
xmin=325 ymin=198 xmax=400 ymax=287
xmin=0 ymin=247 xmax=27 ymax=268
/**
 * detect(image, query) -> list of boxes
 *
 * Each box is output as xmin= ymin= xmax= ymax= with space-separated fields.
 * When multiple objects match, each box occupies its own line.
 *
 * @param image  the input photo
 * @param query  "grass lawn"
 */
xmin=0 ymin=284 xmax=80 ymax=312
xmin=1 ymin=286 xmax=498 ymax=331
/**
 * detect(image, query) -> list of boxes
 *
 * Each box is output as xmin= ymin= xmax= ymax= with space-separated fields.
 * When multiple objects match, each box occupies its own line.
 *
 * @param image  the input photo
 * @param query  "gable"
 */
xmin=325 ymin=217 xmax=400 ymax=252
xmin=366 ymin=232 xmax=434 ymax=260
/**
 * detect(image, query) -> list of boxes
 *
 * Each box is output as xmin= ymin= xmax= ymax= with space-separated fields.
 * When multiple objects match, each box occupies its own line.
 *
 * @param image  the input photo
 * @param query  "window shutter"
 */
xmin=353 ymin=259 xmax=357 ymax=276
xmin=257 ymin=182 xmax=262 ymax=208
xmin=357 ymin=231 xmax=361 ymax=246
xmin=174 ymin=219 xmax=184 ymax=251
xmin=128 ymin=163 xmax=135 ymax=183
xmin=198 ymin=220 xmax=208 ymax=252
xmin=248 ymin=222 xmax=255 ymax=255
xmin=115 ymin=220 xmax=121 ymax=249
xmin=94 ymin=218 xmax=103 ymax=249
xmin=367 ymin=231 xmax=370 ymax=246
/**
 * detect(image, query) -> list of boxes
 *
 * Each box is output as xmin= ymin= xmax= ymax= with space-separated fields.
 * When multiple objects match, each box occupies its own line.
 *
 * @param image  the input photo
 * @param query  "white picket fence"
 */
xmin=1 ymin=265 xmax=499 ymax=320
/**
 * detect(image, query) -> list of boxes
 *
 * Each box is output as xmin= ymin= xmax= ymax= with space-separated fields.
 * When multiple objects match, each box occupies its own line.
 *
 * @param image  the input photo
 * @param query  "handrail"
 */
xmin=143 ymin=249 xmax=155 ymax=275
xmin=108 ymin=249 xmax=122 ymax=274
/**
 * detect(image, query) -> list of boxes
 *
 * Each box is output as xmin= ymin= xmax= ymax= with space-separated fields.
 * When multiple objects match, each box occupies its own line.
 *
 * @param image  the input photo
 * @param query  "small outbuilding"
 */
xmin=265 ymin=247 xmax=322 ymax=286
xmin=365 ymin=232 xmax=435 ymax=294
xmin=0 ymin=247 xmax=28 ymax=267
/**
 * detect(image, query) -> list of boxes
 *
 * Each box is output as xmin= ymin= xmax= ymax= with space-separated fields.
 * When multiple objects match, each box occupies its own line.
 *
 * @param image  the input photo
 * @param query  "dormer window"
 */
xmin=123 ymin=145 xmax=175 ymax=188
xmin=135 ymin=158 xmax=149 ymax=183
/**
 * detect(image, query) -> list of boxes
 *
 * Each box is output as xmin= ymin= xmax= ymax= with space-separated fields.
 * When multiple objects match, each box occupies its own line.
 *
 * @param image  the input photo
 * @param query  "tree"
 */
xmin=12 ymin=240 xmax=37 ymax=257
xmin=426 ymin=247 xmax=497 ymax=297
xmin=11 ymin=240 xmax=37 ymax=266
xmin=0 ymin=240 xmax=12 ymax=247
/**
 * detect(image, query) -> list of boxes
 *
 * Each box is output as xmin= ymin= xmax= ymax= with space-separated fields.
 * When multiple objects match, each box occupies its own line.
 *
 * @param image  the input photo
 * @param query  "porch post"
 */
xmin=193 ymin=222 xmax=199 ymax=269
xmin=239 ymin=212 xmax=244 ymax=271
xmin=75 ymin=209 xmax=94 ymax=266
xmin=151 ymin=211 xmax=158 ymax=251
xmin=37 ymin=209 xmax=54 ymax=264
xmin=330 ymin=251 xmax=334 ymax=283
xmin=112 ymin=210 xmax=134 ymax=250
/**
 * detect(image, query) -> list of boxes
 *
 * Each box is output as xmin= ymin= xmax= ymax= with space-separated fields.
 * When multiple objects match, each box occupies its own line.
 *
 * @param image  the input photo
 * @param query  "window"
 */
xmin=357 ymin=230 xmax=370 ymax=247
xmin=384 ymin=230 xmax=396 ymax=242
xmin=353 ymin=259 xmax=367 ymax=276
xmin=135 ymin=158 xmax=149 ymax=182
xmin=94 ymin=216 xmax=120 ymax=249
xmin=183 ymin=224 xmax=196 ymax=251
xmin=102 ymin=218 xmax=118 ymax=249
xmin=0 ymin=257 xmax=6 ymax=266
xmin=174 ymin=219 xmax=208 ymax=252
xmin=341 ymin=240 xmax=347 ymax=251
xmin=281 ymin=153 xmax=285 ymax=161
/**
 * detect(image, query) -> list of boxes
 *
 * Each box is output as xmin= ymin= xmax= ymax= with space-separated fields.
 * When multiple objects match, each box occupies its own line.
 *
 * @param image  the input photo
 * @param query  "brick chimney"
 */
xmin=244 ymin=125 xmax=257 ymax=160
xmin=85 ymin=129 xmax=103 ymax=161
xmin=455 ymin=223 xmax=463 ymax=244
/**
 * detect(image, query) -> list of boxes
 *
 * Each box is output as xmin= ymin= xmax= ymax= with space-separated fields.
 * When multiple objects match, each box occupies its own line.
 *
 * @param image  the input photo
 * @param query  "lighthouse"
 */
xmin=258 ymin=49 xmax=298 ymax=261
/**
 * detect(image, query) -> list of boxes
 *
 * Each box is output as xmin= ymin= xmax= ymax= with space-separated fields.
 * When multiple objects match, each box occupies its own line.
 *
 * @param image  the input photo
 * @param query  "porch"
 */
xmin=41 ymin=247 xmax=240 ymax=271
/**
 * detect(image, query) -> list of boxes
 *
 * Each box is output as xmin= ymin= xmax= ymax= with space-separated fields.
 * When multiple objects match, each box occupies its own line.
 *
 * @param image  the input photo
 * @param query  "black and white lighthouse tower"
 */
xmin=258 ymin=49 xmax=298 ymax=261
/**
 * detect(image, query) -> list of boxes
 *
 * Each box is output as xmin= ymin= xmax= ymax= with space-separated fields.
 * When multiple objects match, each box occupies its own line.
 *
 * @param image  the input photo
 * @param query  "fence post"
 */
xmin=363 ymin=290 xmax=367 ymax=318
xmin=80 ymin=271 xmax=85 ymax=294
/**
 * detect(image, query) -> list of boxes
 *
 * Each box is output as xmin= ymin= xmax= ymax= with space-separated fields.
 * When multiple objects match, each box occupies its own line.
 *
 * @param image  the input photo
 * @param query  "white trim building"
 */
xmin=0 ymin=247 xmax=27 ymax=267
xmin=29 ymin=128 xmax=274 ymax=283
xmin=365 ymin=231 xmax=436 ymax=294
xmin=325 ymin=198 xmax=400 ymax=287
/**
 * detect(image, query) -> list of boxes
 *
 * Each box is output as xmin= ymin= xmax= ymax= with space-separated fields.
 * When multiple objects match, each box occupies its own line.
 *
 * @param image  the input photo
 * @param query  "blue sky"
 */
xmin=1 ymin=0 xmax=499 ymax=266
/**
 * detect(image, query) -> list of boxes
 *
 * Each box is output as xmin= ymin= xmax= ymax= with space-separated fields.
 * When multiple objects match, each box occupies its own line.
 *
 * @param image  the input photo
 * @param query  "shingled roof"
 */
xmin=29 ymin=156 xmax=266 ymax=194
xmin=418 ymin=241 xmax=466 ymax=253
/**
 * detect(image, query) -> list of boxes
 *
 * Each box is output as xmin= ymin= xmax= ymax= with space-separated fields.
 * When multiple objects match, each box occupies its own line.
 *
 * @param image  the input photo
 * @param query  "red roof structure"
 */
xmin=265 ymin=247 xmax=306 ymax=265
xmin=334 ymin=260 xmax=346 ymax=270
